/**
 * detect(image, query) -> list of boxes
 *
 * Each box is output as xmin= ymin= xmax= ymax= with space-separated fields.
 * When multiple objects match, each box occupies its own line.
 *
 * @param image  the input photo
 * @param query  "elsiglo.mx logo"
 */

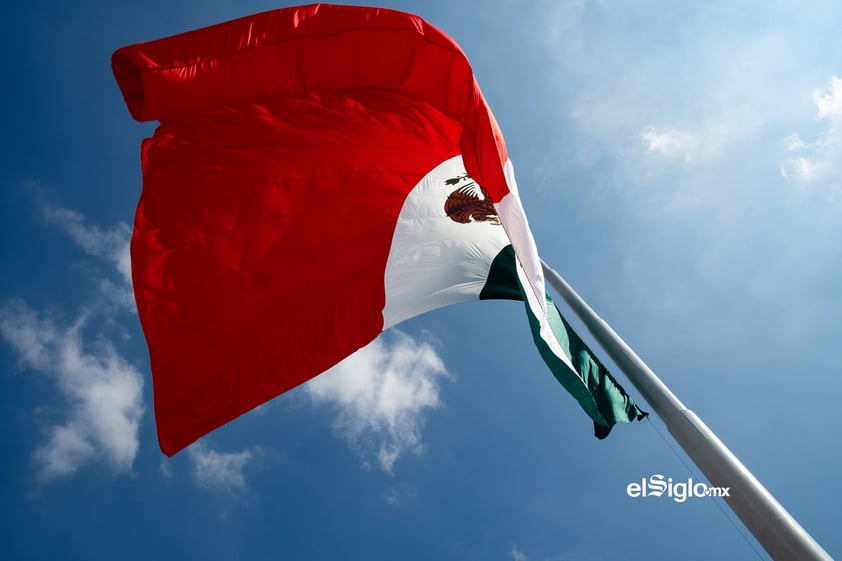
xmin=627 ymin=474 xmax=730 ymax=503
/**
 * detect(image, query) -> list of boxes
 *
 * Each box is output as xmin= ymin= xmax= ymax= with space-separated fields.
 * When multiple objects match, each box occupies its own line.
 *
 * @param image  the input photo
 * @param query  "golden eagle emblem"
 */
xmin=444 ymin=173 xmax=500 ymax=225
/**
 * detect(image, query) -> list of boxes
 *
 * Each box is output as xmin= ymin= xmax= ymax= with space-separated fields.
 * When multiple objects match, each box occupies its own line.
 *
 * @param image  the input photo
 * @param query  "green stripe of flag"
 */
xmin=481 ymin=245 xmax=647 ymax=438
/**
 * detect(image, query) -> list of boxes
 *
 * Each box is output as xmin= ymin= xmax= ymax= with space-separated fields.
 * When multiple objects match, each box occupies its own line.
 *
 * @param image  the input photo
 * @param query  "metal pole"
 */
xmin=541 ymin=261 xmax=833 ymax=561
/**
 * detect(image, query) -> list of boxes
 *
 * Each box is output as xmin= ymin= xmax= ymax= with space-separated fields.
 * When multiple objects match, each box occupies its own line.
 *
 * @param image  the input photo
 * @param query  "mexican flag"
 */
xmin=112 ymin=3 xmax=645 ymax=455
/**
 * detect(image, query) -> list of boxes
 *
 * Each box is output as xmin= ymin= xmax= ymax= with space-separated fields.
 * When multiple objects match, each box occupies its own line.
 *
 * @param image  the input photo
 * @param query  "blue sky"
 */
xmin=2 ymin=1 xmax=841 ymax=560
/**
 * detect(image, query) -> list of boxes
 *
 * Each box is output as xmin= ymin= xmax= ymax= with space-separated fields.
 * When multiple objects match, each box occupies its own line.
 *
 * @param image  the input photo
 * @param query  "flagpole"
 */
xmin=541 ymin=261 xmax=833 ymax=561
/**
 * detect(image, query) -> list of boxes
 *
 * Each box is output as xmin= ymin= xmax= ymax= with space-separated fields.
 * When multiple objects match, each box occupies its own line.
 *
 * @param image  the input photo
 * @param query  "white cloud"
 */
xmin=0 ymin=301 xmax=144 ymax=480
xmin=781 ymin=76 xmax=842 ymax=186
xmin=813 ymin=76 xmax=842 ymax=121
xmin=383 ymin=483 xmax=417 ymax=507
xmin=41 ymin=204 xmax=132 ymax=286
xmin=527 ymin=1 xmax=824 ymax=184
xmin=780 ymin=155 xmax=824 ymax=183
xmin=784 ymin=133 xmax=808 ymax=151
xmin=188 ymin=441 xmax=256 ymax=491
xmin=40 ymin=202 xmax=134 ymax=313
xmin=0 ymin=202 xmax=144 ymax=481
xmin=510 ymin=543 xmax=528 ymax=561
xmin=96 ymin=278 xmax=136 ymax=311
xmin=304 ymin=331 xmax=448 ymax=473
xmin=159 ymin=457 xmax=174 ymax=479
xmin=384 ymin=488 xmax=401 ymax=506
xmin=641 ymin=127 xmax=699 ymax=160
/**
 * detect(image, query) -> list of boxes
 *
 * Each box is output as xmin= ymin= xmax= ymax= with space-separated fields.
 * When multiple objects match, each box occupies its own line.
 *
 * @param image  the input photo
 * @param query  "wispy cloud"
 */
xmin=503 ymin=3 xmax=842 ymax=354
xmin=187 ymin=441 xmax=257 ymax=492
xmin=779 ymin=154 xmax=826 ymax=183
xmin=781 ymin=76 xmax=842 ymax=187
xmin=40 ymin=203 xmax=132 ymax=286
xmin=510 ymin=543 xmax=528 ymax=561
xmin=40 ymin=202 xmax=135 ymax=313
xmin=0 ymin=201 xmax=143 ymax=481
xmin=641 ymin=127 xmax=699 ymax=161
xmin=0 ymin=301 xmax=144 ymax=480
xmin=814 ymin=76 xmax=842 ymax=120
xmin=508 ymin=542 xmax=598 ymax=561
xmin=383 ymin=483 xmax=417 ymax=507
xmin=304 ymin=331 xmax=448 ymax=473
xmin=527 ymin=1 xmax=819 ymax=180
